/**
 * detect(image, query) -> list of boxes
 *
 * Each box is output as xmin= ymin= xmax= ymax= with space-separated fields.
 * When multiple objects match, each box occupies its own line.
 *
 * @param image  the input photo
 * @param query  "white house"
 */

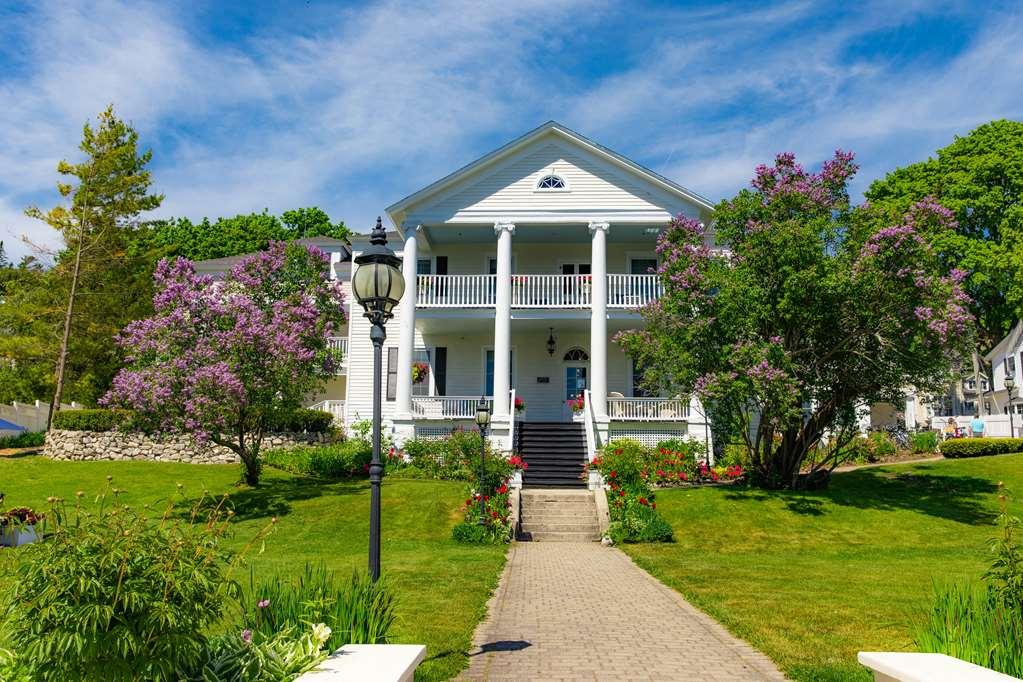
xmin=983 ymin=321 xmax=1023 ymax=437
xmin=200 ymin=122 xmax=716 ymax=484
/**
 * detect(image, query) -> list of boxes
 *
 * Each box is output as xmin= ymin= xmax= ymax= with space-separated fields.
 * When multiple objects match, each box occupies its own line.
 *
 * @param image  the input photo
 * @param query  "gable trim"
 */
xmin=386 ymin=121 xmax=714 ymax=229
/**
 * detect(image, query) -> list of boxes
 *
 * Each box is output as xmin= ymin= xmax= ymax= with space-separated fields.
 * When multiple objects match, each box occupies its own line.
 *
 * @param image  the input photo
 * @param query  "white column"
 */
xmin=492 ymin=220 xmax=515 ymax=418
xmin=589 ymin=221 xmax=609 ymax=421
xmin=394 ymin=228 xmax=419 ymax=421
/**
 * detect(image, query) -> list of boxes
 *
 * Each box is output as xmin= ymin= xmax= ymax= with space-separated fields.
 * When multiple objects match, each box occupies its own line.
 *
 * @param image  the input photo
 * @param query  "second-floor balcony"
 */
xmin=327 ymin=336 xmax=348 ymax=374
xmin=415 ymin=274 xmax=662 ymax=309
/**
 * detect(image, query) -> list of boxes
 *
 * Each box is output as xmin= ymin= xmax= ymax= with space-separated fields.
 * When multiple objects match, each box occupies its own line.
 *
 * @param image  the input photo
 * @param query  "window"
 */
xmin=1007 ymin=356 xmax=1018 ymax=381
xmin=416 ymin=258 xmax=432 ymax=275
xmin=484 ymin=350 xmax=514 ymax=395
xmin=630 ymin=258 xmax=657 ymax=275
xmin=536 ymin=174 xmax=566 ymax=190
xmin=563 ymin=348 xmax=588 ymax=362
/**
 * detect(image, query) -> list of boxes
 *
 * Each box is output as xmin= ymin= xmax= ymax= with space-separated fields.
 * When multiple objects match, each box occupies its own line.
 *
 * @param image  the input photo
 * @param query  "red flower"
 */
xmin=656 ymin=469 xmax=666 ymax=478
xmin=651 ymin=502 xmax=656 ymax=509
xmin=610 ymin=470 xmax=617 ymax=478
xmin=614 ymin=448 xmax=623 ymax=455
xmin=638 ymin=497 xmax=649 ymax=506
xmin=491 ymin=510 xmax=498 ymax=519
xmin=497 ymin=484 xmax=508 ymax=495
xmin=678 ymin=472 xmax=688 ymax=481
xmin=618 ymin=490 xmax=625 ymax=497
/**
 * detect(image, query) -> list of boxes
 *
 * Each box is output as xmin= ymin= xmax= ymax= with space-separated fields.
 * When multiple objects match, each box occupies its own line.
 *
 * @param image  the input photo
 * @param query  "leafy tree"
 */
xmin=143 ymin=208 xmax=349 ymax=262
xmin=618 ymin=152 xmax=972 ymax=489
xmin=104 ymin=242 xmax=347 ymax=485
xmin=23 ymin=106 xmax=163 ymax=420
xmin=866 ymin=120 xmax=1023 ymax=349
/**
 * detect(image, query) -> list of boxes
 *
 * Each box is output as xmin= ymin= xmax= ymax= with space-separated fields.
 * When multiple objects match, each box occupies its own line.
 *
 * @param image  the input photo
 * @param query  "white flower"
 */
xmin=312 ymin=623 xmax=332 ymax=644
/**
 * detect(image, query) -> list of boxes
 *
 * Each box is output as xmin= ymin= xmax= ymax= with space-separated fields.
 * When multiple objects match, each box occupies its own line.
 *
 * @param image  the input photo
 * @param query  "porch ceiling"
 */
xmin=415 ymin=311 xmax=642 ymax=335
xmin=420 ymin=222 xmax=663 ymax=246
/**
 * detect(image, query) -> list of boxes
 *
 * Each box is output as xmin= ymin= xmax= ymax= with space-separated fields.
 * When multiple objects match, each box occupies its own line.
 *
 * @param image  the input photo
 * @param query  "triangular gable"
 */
xmin=386 ymin=121 xmax=713 ymax=230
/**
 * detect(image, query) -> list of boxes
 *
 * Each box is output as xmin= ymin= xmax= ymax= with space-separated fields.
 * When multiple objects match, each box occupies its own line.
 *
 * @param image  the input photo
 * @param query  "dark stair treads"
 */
xmin=517 ymin=422 xmax=587 ymax=488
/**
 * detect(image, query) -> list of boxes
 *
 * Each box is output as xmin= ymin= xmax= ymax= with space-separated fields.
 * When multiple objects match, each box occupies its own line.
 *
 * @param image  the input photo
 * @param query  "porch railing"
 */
xmin=308 ymin=399 xmax=345 ymax=424
xmin=607 ymin=274 xmax=662 ymax=308
xmin=607 ymin=397 xmax=688 ymax=421
xmin=415 ymin=274 xmax=662 ymax=309
xmin=411 ymin=395 xmax=491 ymax=419
xmin=327 ymin=336 xmax=348 ymax=374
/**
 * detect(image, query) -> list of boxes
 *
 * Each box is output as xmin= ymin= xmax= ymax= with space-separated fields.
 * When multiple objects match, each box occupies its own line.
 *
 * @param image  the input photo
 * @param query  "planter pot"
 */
xmin=571 ymin=411 xmax=585 ymax=423
xmin=0 ymin=524 xmax=38 ymax=547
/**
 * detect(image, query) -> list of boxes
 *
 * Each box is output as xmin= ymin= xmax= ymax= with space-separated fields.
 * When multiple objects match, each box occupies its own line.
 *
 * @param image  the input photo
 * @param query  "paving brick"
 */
xmin=461 ymin=542 xmax=786 ymax=681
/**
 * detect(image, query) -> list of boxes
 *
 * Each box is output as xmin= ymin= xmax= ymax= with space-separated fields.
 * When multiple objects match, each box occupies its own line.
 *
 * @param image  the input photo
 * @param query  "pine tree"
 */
xmin=25 ymin=106 xmax=163 ymax=424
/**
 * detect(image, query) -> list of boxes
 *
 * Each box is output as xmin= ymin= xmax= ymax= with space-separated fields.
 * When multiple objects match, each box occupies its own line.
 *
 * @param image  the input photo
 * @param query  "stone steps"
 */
xmin=517 ymin=488 xmax=600 ymax=542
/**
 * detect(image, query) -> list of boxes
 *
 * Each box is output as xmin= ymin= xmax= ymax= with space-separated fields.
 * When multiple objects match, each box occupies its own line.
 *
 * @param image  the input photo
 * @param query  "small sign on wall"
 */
xmin=536 ymin=377 xmax=550 ymax=383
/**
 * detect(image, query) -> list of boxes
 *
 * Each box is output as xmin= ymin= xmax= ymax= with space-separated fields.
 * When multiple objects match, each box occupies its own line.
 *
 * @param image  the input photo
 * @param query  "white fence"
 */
xmin=1 ymin=400 xmax=80 ymax=432
xmin=930 ymin=414 xmax=1022 ymax=438
xmin=308 ymin=399 xmax=345 ymax=424
xmin=415 ymin=274 xmax=662 ymax=309
xmin=607 ymin=397 xmax=688 ymax=421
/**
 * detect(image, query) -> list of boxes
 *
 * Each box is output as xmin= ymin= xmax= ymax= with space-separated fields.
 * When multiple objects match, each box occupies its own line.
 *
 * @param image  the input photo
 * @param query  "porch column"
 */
xmin=394 ymin=227 xmax=419 ymax=421
xmin=589 ymin=220 xmax=610 ymax=420
xmin=492 ymin=220 xmax=515 ymax=419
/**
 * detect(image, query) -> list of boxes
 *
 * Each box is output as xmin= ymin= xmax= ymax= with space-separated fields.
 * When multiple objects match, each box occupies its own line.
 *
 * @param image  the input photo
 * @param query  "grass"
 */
xmin=0 ymin=455 xmax=505 ymax=681
xmin=622 ymin=454 xmax=1023 ymax=681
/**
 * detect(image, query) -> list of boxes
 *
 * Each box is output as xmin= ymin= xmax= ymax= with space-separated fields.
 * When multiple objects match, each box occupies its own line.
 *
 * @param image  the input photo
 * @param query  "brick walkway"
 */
xmin=462 ymin=542 xmax=786 ymax=681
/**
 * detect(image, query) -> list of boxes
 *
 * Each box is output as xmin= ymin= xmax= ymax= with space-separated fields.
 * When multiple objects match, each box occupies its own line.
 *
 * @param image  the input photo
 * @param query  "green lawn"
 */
xmin=623 ymin=454 xmax=1023 ymax=681
xmin=0 ymin=455 xmax=505 ymax=681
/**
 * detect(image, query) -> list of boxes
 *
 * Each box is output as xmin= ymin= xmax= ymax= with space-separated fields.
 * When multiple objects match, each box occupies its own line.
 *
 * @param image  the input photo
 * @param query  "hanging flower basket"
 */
xmin=411 ymin=362 xmax=430 ymax=385
xmin=567 ymin=397 xmax=585 ymax=413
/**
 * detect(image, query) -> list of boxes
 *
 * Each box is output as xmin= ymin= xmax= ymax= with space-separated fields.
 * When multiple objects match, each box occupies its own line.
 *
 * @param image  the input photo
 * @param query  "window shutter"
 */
xmin=386 ymin=347 xmax=398 ymax=401
xmin=435 ymin=257 xmax=447 ymax=275
xmin=434 ymin=347 xmax=447 ymax=396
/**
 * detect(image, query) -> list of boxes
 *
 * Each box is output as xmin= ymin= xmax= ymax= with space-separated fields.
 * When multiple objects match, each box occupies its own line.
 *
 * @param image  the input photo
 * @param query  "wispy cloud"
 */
xmin=1 ymin=0 xmax=1020 ymax=261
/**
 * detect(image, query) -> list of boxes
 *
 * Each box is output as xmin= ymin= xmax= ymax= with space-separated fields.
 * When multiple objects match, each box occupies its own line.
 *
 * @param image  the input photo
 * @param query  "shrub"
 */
xmin=589 ymin=439 xmax=674 ymax=543
xmin=181 ymin=625 xmax=330 ymax=681
xmin=263 ymin=440 xmax=373 ymax=478
xmin=717 ymin=442 xmax=751 ymax=468
xmin=941 ymin=438 xmax=1023 ymax=459
xmin=244 ymin=563 xmax=395 ymax=652
xmin=866 ymin=430 xmax=897 ymax=460
xmin=915 ymin=485 xmax=1023 ymax=677
xmin=452 ymin=478 xmax=516 ymax=544
xmin=915 ymin=582 xmax=1023 ymax=677
xmin=0 ymin=484 xmax=272 ymax=680
xmin=0 ymin=431 xmax=45 ymax=449
xmin=268 ymin=409 xmax=335 ymax=434
xmin=50 ymin=408 xmax=132 ymax=431
xmin=910 ymin=430 xmax=940 ymax=454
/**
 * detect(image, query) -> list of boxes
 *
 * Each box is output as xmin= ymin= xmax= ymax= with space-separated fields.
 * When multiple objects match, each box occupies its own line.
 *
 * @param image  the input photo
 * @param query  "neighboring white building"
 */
xmin=983 ymin=321 xmax=1023 ymax=437
xmin=196 ymin=122 xmax=716 ymax=466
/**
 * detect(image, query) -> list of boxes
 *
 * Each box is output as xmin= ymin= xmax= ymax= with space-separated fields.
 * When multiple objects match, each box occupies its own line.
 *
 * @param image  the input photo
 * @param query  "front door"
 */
xmin=563 ymin=365 xmax=588 ymax=420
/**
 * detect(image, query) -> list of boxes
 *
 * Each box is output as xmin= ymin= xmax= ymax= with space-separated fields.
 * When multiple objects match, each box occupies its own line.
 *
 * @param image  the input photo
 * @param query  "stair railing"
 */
xmin=582 ymin=389 xmax=597 ymax=462
xmin=508 ymin=388 xmax=517 ymax=454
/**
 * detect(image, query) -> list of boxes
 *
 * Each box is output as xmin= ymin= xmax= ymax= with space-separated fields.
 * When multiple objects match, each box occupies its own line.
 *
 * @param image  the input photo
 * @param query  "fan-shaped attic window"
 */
xmin=537 ymin=174 xmax=566 ymax=190
xmin=563 ymin=348 xmax=589 ymax=362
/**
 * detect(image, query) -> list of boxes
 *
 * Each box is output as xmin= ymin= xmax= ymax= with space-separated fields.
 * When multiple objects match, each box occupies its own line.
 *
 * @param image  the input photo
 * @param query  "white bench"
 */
xmin=298 ymin=644 xmax=426 ymax=681
xmin=858 ymin=652 xmax=1019 ymax=681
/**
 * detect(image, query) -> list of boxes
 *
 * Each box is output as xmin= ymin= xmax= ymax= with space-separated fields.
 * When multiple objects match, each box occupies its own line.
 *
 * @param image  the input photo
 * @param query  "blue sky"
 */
xmin=1 ymin=0 xmax=1022 ymax=260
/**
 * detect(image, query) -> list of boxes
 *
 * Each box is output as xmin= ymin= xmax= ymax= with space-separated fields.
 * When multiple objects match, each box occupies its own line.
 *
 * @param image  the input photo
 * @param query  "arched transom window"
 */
xmin=537 ymin=174 xmax=566 ymax=190
xmin=563 ymin=348 xmax=589 ymax=362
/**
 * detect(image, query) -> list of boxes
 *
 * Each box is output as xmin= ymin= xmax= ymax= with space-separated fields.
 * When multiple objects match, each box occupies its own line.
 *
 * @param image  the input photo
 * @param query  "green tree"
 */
xmin=618 ymin=152 xmax=972 ymax=489
xmin=282 ymin=206 xmax=349 ymax=240
xmin=866 ymin=120 xmax=1023 ymax=349
xmin=24 ymin=105 xmax=163 ymax=420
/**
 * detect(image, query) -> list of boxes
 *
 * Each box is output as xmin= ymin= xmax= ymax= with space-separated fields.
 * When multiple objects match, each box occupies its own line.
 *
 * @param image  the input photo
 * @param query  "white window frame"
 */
xmin=625 ymin=251 xmax=659 ymax=275
xmin=412 ymin=347 xmax=435 ymax=397
xmin=534 ymin=173 xmax=570 ymax=193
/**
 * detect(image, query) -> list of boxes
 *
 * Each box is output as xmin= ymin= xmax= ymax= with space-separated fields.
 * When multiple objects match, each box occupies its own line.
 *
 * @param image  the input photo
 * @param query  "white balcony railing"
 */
xmin=512 ymin=275 xmax=592 ymax=308
xmin=327 ymin=336 xmax=348 ymax=374
xmin=417 ymin=275 xmax=495 ymax=307
xmin=607 ymin=274 xmax=662 ymax=308
xmin=415 ymin=274 xmax=662 ymax=309
xmin=309 ymin=399 xmax=345 ymax=424
xmin=411 ymin=395 xmax=492 ymax=419
xmin=607 ymin=397 xmax=688 ymax=421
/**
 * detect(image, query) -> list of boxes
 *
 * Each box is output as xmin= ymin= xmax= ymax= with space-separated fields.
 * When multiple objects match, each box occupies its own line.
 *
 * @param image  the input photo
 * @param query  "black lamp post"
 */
xmin=1006 ymin=377 xmax=1017 ymax=438
xmin=475 ymin=396 xmax=491 ymax=526
xmin=351 ymin=217 xmax=404 ymax=582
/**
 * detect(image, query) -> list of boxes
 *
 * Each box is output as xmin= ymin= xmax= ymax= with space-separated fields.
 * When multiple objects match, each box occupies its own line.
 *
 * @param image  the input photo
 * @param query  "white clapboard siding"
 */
xmin=407 ymin=138 xmax=696 ymax=224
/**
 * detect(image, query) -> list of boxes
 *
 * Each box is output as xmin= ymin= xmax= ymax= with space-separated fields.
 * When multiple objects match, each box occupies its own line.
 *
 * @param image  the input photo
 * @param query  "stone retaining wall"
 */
xmin=44 ymin=429 xmax=327 ymax=465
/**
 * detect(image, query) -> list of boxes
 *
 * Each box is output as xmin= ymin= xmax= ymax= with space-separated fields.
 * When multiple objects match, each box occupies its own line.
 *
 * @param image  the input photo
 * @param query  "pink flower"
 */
xmin=242 ymin=629 xmax=253 ymax=643
xmin=258 ymin=599 xmax=270 ymax=609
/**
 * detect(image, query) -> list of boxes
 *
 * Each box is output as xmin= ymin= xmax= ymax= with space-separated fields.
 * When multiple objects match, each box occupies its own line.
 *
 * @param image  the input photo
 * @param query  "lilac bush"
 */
xmin=618 ymin=151 xmax=972 ymax=489
xmin=104 ymin=242 xmax=346 ymax=484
